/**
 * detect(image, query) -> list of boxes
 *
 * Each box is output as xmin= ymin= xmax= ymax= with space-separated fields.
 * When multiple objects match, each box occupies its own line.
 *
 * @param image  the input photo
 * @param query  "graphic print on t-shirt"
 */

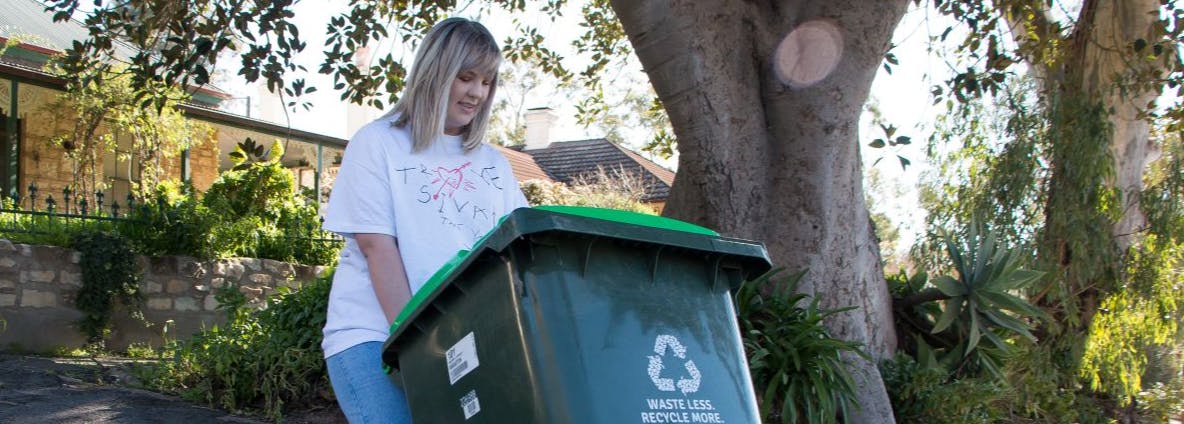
xmin=399 ymin=160 xmax=506 ymax=242
xmin=431 ymin=162 xmax=475 ymax=200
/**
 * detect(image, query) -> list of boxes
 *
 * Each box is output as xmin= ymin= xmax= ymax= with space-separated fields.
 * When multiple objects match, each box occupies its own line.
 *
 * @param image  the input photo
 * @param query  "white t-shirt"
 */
xmin=321 ymin=115 xmax=529 ymax=358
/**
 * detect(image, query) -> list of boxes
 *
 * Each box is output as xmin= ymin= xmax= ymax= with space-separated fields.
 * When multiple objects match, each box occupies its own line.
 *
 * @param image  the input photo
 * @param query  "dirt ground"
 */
xmin=0 ymin=354 xmax=346 ymax=423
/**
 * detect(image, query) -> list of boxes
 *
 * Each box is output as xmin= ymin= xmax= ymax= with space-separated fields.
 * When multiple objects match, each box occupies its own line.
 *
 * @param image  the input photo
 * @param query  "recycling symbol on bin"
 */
xmin=647 ymin=334 xmax=701 ymax=395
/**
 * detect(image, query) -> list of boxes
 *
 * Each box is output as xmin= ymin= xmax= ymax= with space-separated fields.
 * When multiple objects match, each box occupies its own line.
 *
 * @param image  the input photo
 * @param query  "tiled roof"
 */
xmin=0 ymin=0 xmax=138 ymax=61
xmin=0 ymin=60 xmax=347 ymax=149
xmin=522 ymin=138 xmax=673 ymax=202
xmin=0 ymin=56 xmax=62 ymax=89
xmin=0 ymin=0 xmax=228 ymax=100
xmin=620 ymin=147 xmax=675 ymax=187
xmin=492 ymin=144 xmax=552 ymax=183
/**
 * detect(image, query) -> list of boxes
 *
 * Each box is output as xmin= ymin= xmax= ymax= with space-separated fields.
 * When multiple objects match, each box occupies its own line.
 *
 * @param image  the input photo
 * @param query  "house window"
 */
xmin=102 ymin=131 xmax=139 ymax=207
xmin=0 ymin=113 xmax=19 ymax=199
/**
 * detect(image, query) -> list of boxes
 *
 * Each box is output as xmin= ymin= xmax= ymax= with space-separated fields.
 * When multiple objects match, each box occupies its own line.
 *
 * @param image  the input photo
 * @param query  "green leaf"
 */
xmin=915 ymin=337 xmax=937 ymax=369
xmin=943 ymin=233 xmax=966 ymax=277
xmin=932 ymin=295 xmax=963 ymax=333
xmin=907 ymin=270 xmax=928 ymax=289
xmin=980 ymin=327 xmax=1009 ymax=351
xmin=982 ymin=248 xmax=1014 ymax=287
xmin=869 ymin=139 xmax=886 ymax=148
xmin=930 ymin=275 xmax=966 ymax=297
xmin=981 ymin=308 xmax=1037 ymax=342
xmin=965 ymin=311 xmax=982 ymax=356
xmin=978 ymin=290 xmax=1042 ymax=318
xmin=986 ymin=269 xmax=1044 ymax=291
xmin=970 ymin=231 xmax=996 ymax=287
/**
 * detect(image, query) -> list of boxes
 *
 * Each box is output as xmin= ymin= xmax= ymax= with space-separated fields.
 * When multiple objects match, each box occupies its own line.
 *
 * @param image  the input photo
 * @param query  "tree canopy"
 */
xmin=45 ymin=0 xmax=629 ymax=113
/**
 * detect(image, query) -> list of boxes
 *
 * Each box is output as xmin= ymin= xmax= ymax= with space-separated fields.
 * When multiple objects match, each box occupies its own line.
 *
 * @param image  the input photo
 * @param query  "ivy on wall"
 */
xmin=71 ymin=230 xmax=144 ymax=346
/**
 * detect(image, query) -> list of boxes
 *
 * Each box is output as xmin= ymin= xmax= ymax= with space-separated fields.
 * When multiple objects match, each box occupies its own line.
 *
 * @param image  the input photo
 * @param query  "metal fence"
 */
xmin=0 ymin=182 xmax=343 ymax=256
xmin=0 ymin=184 xmax=130 ymax=237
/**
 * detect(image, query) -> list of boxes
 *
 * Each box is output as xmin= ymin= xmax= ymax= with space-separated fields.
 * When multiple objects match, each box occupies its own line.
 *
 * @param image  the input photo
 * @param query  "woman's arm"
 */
xmin=355 ymin=233 xmax=412 ymax=326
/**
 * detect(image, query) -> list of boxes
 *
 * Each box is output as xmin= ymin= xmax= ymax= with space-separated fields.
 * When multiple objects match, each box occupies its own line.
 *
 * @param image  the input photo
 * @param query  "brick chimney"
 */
xmin=523 ymin=107 xmax=557 ymax=150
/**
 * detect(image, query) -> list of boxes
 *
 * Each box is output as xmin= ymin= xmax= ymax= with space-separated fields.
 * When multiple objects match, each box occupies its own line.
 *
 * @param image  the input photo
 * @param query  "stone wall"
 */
xmin=0 ymin=239 xmax=328 ymax=352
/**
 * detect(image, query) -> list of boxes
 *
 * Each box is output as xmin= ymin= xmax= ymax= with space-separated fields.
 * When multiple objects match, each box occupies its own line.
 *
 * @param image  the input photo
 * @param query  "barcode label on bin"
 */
xmin=461 ymin=390 xmax=481 ymax=420
xmin=446 ymin=332 xmax=480 ymax=385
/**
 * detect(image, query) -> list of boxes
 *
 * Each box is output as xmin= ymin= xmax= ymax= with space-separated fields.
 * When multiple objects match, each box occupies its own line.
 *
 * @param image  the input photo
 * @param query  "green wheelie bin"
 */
xmin=382 ymin=206 xmax=771 ymax=423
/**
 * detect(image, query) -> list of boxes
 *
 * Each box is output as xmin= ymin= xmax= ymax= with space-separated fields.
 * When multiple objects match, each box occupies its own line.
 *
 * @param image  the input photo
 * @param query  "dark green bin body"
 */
xmin=382 ymin=206 xmax=771 ymax=424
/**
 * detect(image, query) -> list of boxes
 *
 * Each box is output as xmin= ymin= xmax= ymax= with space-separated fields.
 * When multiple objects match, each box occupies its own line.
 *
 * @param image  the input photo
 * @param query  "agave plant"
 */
xmin=927 ymin=224 xmax=1047 ymax=376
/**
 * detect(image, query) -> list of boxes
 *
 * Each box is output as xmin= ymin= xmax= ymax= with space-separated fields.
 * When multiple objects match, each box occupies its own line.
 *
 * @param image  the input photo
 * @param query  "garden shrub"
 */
xmin=202 ymin=140 xmax=296 ymax=221
xmin=203 ymin=163 xmax=295 ymax=221
xmin=879 ymin=354 xmax=1008 ymax=424
xmin=520 ymin=166 xmax=658 ymax=214
xmin=119 ymin=180 xmax=217 ymax=259
xmin=208 ymin=215 xmax=266 ymax=259
xmin=202 ymin=140 xmax=339 ymax=266
xmin=1136 ymin=343 xmax=1184 ymax=421
xmin=256 ymin=204 xmax=340 ymax=266
xmin=736 ymin=268 xmax=865 ymax=424
xmin=137 ymin=270 xmax=334 ymax=422
xmin=0 ymin=176 xmax=337 ymax=266
xmin=884 ymin=223 xmax=1111 ymax=423
xmin=1002 ymin=344 xmax=1104 ymax=423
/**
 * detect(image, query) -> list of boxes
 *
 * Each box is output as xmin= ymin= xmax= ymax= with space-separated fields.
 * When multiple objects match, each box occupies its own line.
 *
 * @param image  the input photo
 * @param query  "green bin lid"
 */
xmin=389 ymin=205 xmax=771 ymax=333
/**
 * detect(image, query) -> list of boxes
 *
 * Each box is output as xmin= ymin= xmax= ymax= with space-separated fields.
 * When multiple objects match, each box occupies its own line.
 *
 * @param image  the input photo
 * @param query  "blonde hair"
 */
xmin=387 ymin=17 xmax=502 ymax=152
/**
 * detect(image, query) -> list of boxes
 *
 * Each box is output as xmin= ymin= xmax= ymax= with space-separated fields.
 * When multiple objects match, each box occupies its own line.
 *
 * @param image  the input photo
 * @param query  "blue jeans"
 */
xmin=326 ymin=341 xmax=412 ymax=423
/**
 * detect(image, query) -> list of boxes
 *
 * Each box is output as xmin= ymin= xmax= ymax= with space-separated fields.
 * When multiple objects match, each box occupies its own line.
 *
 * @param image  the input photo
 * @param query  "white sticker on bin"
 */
xmin=461 ymin=389 xmax=481 ymax=420
xmin=447 ymin=332 xmax=480 ymax=385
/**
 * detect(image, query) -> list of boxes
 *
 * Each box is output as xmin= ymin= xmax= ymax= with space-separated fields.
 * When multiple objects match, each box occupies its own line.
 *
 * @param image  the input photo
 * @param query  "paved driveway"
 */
xmin=0 ymin=354 xmax=343 ymax=423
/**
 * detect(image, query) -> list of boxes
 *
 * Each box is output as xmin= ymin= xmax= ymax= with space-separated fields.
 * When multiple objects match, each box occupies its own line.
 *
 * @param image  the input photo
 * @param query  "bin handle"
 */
xmin=580 ymin=236 xmax=601 ymax=278
xmin=650 ymin=245 xmax=666 ymax=285
xmin=709 ymin=254 xmax=724 ymax=291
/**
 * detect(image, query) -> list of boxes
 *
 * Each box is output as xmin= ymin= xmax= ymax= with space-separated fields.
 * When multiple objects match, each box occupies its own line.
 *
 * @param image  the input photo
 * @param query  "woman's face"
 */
xmin=444 ymin=69 xmax=493 ymax=135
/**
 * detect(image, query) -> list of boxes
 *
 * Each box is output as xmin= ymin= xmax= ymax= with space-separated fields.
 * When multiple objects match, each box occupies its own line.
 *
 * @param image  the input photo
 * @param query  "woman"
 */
xmin=321 ymin=17 xmax=528 ymax=423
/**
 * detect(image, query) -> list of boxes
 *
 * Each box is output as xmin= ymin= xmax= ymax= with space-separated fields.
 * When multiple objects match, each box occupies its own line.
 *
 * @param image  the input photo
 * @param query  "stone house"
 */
xmin=0 ymin=0 xmax=347 ymax=210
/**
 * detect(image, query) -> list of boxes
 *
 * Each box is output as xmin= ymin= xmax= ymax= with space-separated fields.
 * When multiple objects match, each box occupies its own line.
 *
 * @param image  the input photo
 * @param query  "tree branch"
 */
xmin=894 ymin=287 xmax=949 ymax=310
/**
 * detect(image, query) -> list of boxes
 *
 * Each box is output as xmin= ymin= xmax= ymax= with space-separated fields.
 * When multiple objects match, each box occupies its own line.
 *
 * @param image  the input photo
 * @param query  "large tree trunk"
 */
xmin=1078 ymin=0 xmax=1162 ymax=250
xmin=1006 ymin=1 xmax=1161 ymax=251
xmin=611 ymin=1 xmax=907 ymax=422
xmin=1011 ymin=1 xmax=1164 ymax=408
xmin=1021 ymin=0 xmax=1163 ymax=330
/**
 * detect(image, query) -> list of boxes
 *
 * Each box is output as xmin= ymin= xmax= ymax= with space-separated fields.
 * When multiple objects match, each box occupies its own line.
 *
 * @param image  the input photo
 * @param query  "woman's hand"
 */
xmin=356 ymin=233 xmax=412 ymax=326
